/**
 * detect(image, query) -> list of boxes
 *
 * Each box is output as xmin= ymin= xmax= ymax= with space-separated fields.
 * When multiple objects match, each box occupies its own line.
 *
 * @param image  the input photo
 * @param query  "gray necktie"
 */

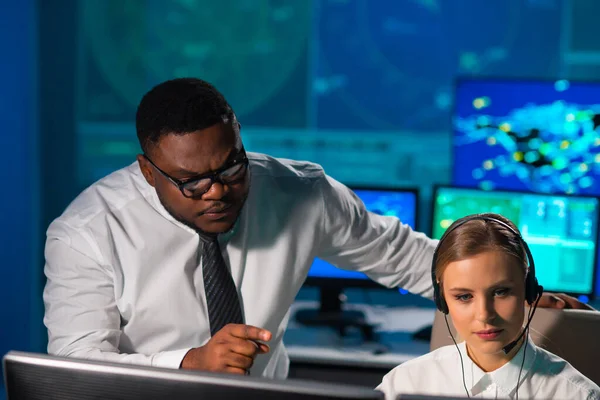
xmin=202 ymin=238 xmax=244 ymax=336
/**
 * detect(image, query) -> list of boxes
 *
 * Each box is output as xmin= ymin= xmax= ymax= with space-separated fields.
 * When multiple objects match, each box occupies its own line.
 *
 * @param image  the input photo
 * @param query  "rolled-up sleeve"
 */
xmin=43 ymin=223 xmax=189 ymax=369
xmin=315 ymin=175 xmax=437 ymax=299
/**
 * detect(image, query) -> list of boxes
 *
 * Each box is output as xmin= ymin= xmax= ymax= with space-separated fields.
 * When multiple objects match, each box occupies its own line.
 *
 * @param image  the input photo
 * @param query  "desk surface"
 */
xmin=284 ymin=301 xmax=435 ymax=369
xmin=285 ymin=293 xmax=600 ymax=370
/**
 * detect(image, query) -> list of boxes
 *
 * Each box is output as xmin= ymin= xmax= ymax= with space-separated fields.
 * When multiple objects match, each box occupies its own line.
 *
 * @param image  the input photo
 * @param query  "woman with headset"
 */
xmin=377 ymin=213 xmax=600 ymax=400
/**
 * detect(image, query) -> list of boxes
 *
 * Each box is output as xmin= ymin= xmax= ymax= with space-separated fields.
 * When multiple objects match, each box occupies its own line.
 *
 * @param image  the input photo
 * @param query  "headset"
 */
xmin=432 ymin=214 xmax=543 ymax=314
xmin=431 ymin=213 xmax=544 ymax=399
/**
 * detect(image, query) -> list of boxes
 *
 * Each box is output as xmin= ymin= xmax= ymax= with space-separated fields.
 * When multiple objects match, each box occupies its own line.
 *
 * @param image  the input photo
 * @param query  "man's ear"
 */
xmin=136 ymin=154 xmax=156 ymax=187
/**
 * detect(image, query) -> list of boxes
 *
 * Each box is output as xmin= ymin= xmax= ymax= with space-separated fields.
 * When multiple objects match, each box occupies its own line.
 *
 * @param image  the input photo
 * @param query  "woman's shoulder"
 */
xmin=532 ymin=345 xmax=600 ymax=398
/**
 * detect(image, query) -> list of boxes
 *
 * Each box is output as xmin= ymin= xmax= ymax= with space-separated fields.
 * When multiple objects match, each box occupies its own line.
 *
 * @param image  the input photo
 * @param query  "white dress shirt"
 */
xmin=377 ymin=337 xmax=600 ymax=400
xmin=43 ymin=152 xmax=436 ymax=378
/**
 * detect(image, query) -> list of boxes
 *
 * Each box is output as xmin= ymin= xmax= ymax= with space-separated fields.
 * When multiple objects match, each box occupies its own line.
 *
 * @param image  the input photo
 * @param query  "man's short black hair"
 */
xmin=136 ymin=77 xmax=235 ymax=153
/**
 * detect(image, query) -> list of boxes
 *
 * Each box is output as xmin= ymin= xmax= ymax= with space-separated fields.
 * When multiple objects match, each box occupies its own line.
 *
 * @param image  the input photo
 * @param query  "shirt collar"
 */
xmin=458 ymin=336 xmax=537 ymax=397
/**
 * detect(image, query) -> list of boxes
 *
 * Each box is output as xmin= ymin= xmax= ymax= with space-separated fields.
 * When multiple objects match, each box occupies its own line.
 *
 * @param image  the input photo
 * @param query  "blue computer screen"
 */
xmin=453 ymin=79 xmax=600 ymax=196
xmin=308 ymin=188 xmax=418 ymax=280
xmin=432 ymin=186 xmax=599 ymax=295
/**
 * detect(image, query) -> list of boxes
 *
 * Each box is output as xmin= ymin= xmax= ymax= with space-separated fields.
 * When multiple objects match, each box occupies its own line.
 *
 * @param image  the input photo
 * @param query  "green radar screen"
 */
xmin=78 ymin=0 xmax=311 ymax=125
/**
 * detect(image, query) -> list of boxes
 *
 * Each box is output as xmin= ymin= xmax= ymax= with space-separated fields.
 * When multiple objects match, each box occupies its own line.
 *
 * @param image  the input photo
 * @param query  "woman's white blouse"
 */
xmin=377 ymin=337 xmax=599 ymax=399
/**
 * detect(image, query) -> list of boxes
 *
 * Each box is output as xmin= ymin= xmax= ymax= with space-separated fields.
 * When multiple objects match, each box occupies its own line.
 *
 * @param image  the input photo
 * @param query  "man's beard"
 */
xmin=155 ymin=186 xmax=250 ymax=239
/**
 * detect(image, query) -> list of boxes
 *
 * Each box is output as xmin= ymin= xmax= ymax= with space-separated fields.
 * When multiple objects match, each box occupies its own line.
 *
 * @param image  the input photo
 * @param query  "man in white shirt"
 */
xmin=43 ymin=78 xmax=591 ymax=380
xmin=43 ymin=77 xmax=438 ymax=378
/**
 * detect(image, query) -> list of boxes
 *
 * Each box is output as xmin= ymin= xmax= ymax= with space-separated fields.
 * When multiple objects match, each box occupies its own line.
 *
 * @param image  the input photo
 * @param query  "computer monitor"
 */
xmin=431 ymin=186 xmax=599 ymax=297
xmin=452 ymin=77 xmax=600 ymax=196
xmin=296 ymin=186 xmax=419 ymax=330
xmin=2 ymin=351 xmax=383 ymax=400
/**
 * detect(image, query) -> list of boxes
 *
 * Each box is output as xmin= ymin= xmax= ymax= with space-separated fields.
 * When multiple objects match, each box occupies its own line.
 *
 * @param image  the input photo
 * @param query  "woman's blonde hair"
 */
xmin=435 ymin=213 xmax=528 ymax=288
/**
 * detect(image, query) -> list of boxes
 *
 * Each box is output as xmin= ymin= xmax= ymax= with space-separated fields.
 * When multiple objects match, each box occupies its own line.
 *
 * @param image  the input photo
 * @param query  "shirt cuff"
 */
xmin=151 ymin=348 xmax=192 ymax=369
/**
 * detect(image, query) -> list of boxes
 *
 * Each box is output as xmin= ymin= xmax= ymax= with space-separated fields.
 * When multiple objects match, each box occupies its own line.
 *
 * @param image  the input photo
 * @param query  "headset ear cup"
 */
xmin=521 ymin=240 xmax=539 ymax=305
xmin=525 ymin=274 xmax=533 ymax=305
xmin=434 ymin=282 xmax=441 ymax=312
xmin=441 ymin=296 xmax=449 ymax=314
xmin=525 ymin=273 xmax=541 ymax=305
xmin=434 ymin=282 xmax=449 ymax=314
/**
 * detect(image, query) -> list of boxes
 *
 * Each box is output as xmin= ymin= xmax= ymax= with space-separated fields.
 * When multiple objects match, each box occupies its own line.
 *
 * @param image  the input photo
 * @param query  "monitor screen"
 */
xmin=432 ymin=186 xmax=599 ymax=295
xmin=307 ymin=187 xmax=418 ymax=282
xmin=3 ymin=351 xmax=383 ymax=400
xmin=452 ymin=78 xmax=600 ymax=195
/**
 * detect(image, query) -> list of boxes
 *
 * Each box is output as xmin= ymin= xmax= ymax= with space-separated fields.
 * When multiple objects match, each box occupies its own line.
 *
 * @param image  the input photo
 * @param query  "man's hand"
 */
xmin=180 ymin=324 xmax=272 ymax=374
xmin=537 ymin=292 xmax=595 ymax=311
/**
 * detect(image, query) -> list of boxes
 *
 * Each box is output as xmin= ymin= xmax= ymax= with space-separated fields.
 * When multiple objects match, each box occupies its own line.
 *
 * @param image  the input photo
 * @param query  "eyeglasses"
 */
xmin=144 ymin=149 xmax=249 ymax=198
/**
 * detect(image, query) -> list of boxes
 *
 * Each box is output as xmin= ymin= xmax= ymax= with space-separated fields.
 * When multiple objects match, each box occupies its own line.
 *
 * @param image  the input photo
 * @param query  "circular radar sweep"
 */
xmin=83 ymin=0 xmax=312 ymax=117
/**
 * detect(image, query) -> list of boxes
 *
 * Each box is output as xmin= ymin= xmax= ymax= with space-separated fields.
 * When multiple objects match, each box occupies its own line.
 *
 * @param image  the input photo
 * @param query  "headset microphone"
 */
xmin=502 ymin=290 xmax=542 ymax=355
xmin=502 ymin=326 xmax=527 ymax=355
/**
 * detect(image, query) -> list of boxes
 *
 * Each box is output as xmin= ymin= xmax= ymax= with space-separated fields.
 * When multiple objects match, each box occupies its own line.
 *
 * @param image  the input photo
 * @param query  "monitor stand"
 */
xmin=295 ymin=287 xmax=374 ymax=338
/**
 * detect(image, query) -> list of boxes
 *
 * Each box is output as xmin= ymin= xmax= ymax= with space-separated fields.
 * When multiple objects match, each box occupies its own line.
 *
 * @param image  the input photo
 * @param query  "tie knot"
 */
xmin=198 ymin=232 xmax=219 ymax=244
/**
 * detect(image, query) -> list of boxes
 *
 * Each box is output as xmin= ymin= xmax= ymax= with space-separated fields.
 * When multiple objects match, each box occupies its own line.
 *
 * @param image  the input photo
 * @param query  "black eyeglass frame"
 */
xmin=143 ymin=148 xmax=249 ymax=198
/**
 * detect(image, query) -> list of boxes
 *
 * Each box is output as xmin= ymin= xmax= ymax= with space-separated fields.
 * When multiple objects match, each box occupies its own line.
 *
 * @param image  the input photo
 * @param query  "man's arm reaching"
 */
xmin=315 ymin=175 xmax=438 ymax=299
